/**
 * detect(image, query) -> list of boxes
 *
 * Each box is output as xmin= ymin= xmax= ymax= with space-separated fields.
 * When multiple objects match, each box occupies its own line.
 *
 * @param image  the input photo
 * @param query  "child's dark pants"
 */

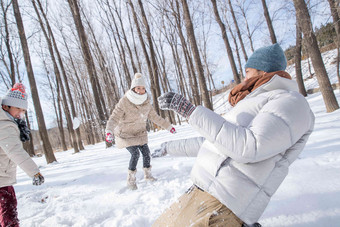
xmin=0 ymin=186 xmax=19 ymax=227
xmin=126 ymin=144 xmax=151 ymax=171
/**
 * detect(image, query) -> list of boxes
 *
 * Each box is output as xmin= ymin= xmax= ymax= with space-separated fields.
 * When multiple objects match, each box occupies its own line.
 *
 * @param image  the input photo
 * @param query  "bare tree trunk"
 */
xmin=43 ymin=56 xmax=68 ymax=151
xmin=225 ymin=18 xmax=244 ymax=80
xmin=151 ymin=34 xmax=177 ymax=124
xmin=126 ymin=2 xmax=142 ymax=73
xmin=327 ymin=0 xmax=340 ymax=84
xmin=294 ymin=0 xmax=339 ymax=112
xmin=111 ymin=0 xmax=138 ymax=74
xmin=12 ymin=0 xmax=56 ymax=163
xmin=228 ymin=0 xmax=248 ymax=61
xmin=261 ymin=0 xmax=277 ymax=44
xmin=211 ymin=0 xmax=241 ymax=84
xmin=31 ymin=0 xmax=79 ymax=153
xmin=1 ymin=1 xmax=15 ymax=86
xmin=163 ymin=26 xmax=189 ymax=98
xmin=171 ymin=0 xmax=200 ymax=105
xmin=80 ymin=7 xmax=118 ymax=108
xmin=2 ymin=1 xmax=35 ymax=155
xmin=74 ymin=73 xmax=95 ymax=145
xmin=56 ymin=85 xmax=68 ymax=151
xmin=181 ymin=0 xmax=213 ymax=110
xmin=236 ymin=2 xmax=255 ymax=52
xmin=295 ymin=22 xmax=307 ymax=96
xmin=60 ymin=30 xmax=96 ymax=146
xmin=35 ymin=0 xmax=84 ymax=151
xmin=99 ymin=0 xmax=132 ymax=88
xmin=100 ymin=22 xmax=125 ymax=94
xmin=67 ymin=0 xmax=107 ymax=124
xmin=137 ymin=0 xmax=164 ymax=117
xmin=127 ymin=0 xmax=161 ymax=113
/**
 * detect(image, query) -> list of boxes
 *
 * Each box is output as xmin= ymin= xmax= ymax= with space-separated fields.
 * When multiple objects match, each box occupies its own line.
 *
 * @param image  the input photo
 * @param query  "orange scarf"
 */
xmin=228 ymin=71 xmax=291 ymax=106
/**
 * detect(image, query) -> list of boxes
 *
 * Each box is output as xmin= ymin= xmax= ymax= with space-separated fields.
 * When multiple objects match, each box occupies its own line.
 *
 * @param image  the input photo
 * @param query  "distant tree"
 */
xmin=261 ymin=0 xmax=277 ymax=44
xmin=35 ymin=0 xmax=85 ymax=151
xmin=44 ymin=64 xmax=68 ymax=151
xmin=295 ymin=22 xmax=307 ymax=96
xmin=181 ymin=0 xmax=212 ymax=110
xmin=225 ymin=19 xmax=245 ymax=80
xmin=31 ymin=0 xmax=80 ymax=153
xmin=294 ymin=0 xmax=339 ymax=112
xmin=127 ymin=0 xmax=163 ymax=114
xmin=169 ymin=0 xmax=200 ymax=106
xmin=211 ymin=0 xmax=241 ymax=84
xmin=284 ymin=46 xmax=296 ymax=62
xmin=80 ymin=5 xmax=119 ymax=108
xmin=315 ymin=23 xmax=337 ymax=47
xmin=137 ymin=0 xmax=164 ymax=117
xmin=67 ymin=0 xmax=107 ymax=125
xmin=12 ymin=0 xmax=56 ymax=163
xmin=285 ymin=22 xmax=337 ymax=62
xmin=228 ymin=0 xmax=248 ymax=61
xmin=327 ymin=0 xmax=340 ymax=84
xmin=96 ymin=0 xmax=132 ymax=89
xmin=0 ymin=0 xmax=15 ymax=86
xmin=234 ymin=0 xmax=260 ymax=52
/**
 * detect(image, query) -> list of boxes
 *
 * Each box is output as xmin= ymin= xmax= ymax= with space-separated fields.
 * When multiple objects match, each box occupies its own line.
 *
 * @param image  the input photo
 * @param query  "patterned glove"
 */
xmin=170 ymin=127 xmax=176 ymax=134
xmin=14 ymin=118 xmax=30 ymax=142
xmin=158 ymin=92 xmax=196 ymax=119
xmin=33 ymin=172 xmax=45 ymax=186
xmin=106 ymin=133 xmax=114 ymax=143
xmin=151 ymin=143 xmax=167 ymax=158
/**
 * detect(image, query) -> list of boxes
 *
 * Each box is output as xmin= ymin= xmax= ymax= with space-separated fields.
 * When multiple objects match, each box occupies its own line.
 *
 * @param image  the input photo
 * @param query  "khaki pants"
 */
xmin=152 ymin=185 xmax=243 ymax=227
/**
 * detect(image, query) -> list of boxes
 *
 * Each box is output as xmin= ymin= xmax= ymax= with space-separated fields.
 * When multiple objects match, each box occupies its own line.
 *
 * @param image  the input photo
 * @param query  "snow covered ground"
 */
xmin=15 ymin=49 xmax=340 ymax=226
xmin=15 ymin=89 xmax=340 ymax=226
xmin=286 ymin=48 xmax=340 ymax=91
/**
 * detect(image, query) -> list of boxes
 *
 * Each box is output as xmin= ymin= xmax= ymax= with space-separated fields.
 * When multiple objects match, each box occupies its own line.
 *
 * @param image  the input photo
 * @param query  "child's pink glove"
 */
xmin=106 ymin=133 xmax=114 ymax=143
xmin=170 ymin=127 xmax=176 ymax=134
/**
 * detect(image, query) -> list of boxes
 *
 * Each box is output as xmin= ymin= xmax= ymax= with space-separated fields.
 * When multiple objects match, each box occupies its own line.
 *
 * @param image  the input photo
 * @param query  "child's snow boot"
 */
xmin=143 ymin=166 xmax=157 ymax=181
xmin=127 ymin=169 xmax=137 ymax=190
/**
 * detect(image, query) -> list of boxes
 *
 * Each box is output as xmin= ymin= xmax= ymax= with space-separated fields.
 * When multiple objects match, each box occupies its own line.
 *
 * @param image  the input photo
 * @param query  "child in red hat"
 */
xmin=0 ymin=83 xmax=44 ymax=226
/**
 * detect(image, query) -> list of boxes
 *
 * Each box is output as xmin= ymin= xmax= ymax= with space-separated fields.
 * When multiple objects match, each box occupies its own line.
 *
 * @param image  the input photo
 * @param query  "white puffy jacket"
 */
xmin=165 ymin=75 xmax=315 ymax=224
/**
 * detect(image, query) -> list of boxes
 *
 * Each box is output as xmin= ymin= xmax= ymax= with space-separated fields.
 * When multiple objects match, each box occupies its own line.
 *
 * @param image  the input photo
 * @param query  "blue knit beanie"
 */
xmin=245 ymin=43 xmax=287 ymax=73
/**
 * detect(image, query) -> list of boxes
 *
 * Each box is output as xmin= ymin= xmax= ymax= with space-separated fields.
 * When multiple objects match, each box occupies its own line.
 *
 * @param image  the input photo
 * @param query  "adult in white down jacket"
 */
xmin=153 ymin=44 xmax=315 ymax=227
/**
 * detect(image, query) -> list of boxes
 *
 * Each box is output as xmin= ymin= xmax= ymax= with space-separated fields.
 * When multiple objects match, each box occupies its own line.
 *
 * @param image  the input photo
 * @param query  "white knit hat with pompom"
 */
xmin=130 ymin=73 xmax=146 ymax=89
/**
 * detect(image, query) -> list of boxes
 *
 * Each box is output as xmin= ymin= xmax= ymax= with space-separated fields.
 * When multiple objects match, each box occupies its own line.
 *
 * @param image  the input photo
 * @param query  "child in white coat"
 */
xmin=105 ymin=73 xmax=175 ymax=190
xmin=0 ymin=83 xmax=44 ymax=226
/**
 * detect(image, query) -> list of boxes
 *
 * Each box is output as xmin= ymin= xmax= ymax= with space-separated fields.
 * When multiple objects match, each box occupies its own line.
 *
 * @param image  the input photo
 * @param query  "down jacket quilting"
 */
xmin=164 ymin=75 xmax=315 ymax=224
xmin=0 ymin=102 xmax=39 ymax=187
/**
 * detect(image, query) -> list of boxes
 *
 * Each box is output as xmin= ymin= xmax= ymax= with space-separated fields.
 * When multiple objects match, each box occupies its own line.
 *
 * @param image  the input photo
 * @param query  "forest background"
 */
xmin=0 ymin=0 xmax=339 ymax=163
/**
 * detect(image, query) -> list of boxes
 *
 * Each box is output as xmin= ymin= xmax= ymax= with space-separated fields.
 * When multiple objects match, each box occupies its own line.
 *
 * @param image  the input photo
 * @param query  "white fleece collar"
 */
xmin=126 ymin=90 xmax=148 ymax=105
